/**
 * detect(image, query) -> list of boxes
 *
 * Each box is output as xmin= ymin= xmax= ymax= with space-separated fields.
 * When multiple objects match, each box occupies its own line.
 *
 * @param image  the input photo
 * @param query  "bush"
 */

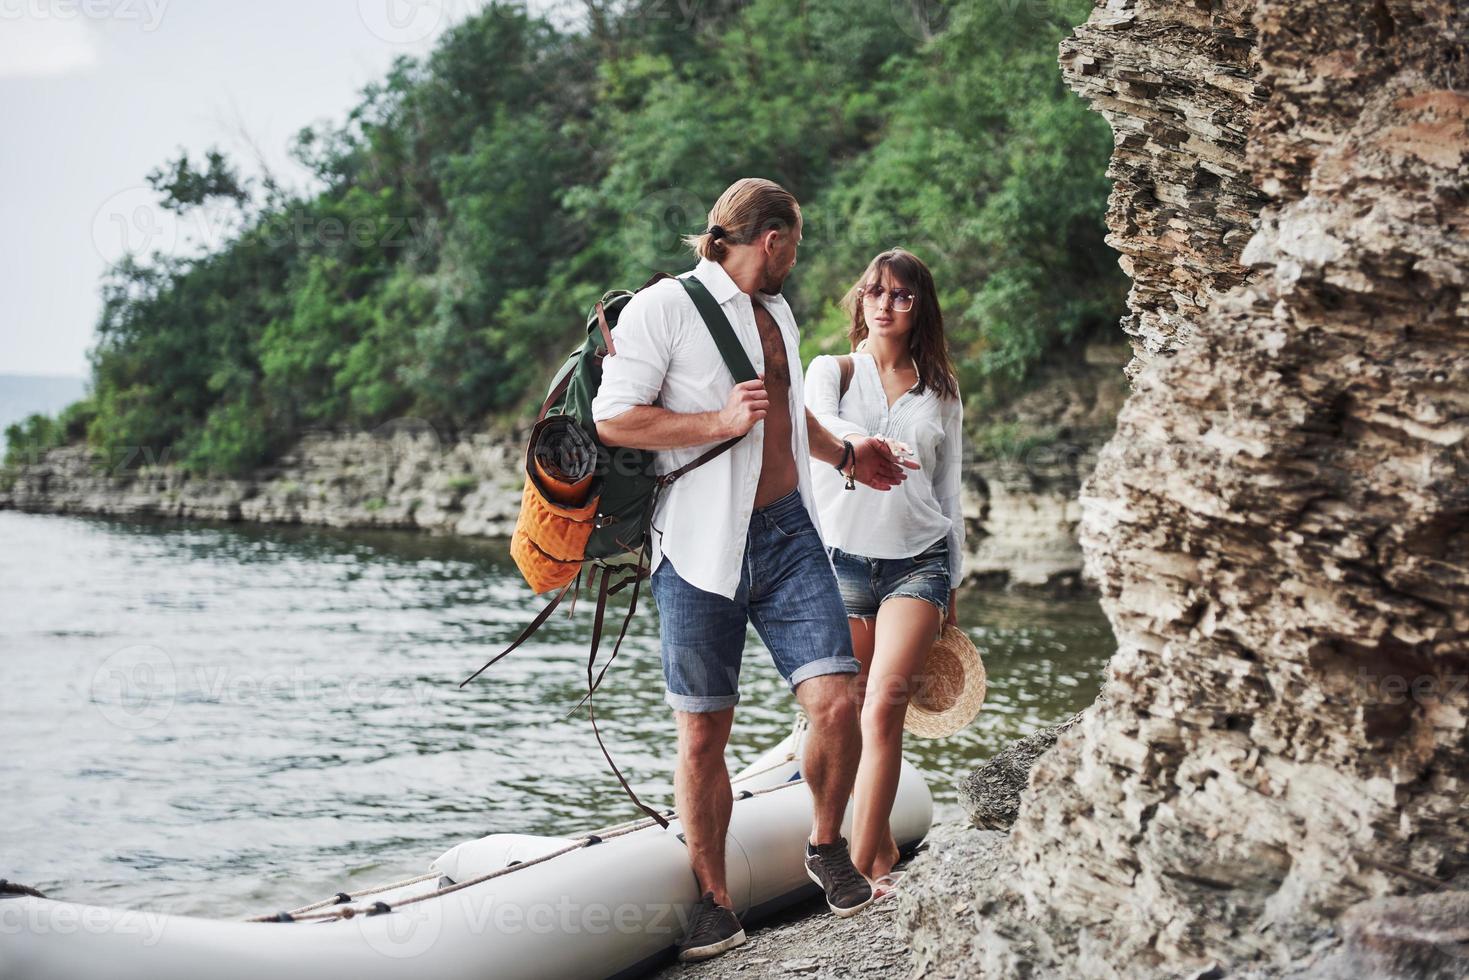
xmin=4 ymin=413 xmax=62 ymax=468
xmin=78 ymin=0 xmax=1123 ymax=473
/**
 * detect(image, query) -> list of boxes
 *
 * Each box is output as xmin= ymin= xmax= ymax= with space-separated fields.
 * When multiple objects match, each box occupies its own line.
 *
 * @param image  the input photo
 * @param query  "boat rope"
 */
xmin=0 ymin=880 xmax=47 ymax=899
xmin=245 ymin=779 xmax=804 ymax=924
xmin=251 ymin=872 xmax=443 ymax=918
xmin=725 ymin=713 xmax=805 ymax=788
xmin=728 ymin=750 xmax=801 ymax=785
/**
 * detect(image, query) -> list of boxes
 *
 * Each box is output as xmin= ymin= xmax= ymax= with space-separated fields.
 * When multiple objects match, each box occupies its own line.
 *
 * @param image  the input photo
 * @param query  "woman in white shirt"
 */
xmin=804 ymin=247 xmax=964 ymax=896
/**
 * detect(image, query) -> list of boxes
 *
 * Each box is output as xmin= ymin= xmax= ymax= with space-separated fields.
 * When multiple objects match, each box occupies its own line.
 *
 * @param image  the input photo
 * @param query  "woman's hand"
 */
xmin=946 ymin=589 xmax=959 ymax=627
xmin=879 ymin=437 xmax=916 ymax=462
xmin=851 ymin=436 xmax=920 ymax=490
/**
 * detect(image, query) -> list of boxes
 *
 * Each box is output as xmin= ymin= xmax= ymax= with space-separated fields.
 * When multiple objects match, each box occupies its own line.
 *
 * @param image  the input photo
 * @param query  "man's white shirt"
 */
xmin=591 ymin=257 xmax=826 ymax=599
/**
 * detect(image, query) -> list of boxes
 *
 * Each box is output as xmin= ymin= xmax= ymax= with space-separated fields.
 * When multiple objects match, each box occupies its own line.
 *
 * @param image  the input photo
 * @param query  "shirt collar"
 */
xmin=693 ymin=257 xmax=741 ymax=305
xmin=693 ymin=256 xmax=790 ymax=311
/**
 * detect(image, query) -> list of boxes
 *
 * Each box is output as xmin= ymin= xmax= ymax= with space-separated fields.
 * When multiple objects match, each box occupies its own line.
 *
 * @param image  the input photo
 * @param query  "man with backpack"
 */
xmin=593 ymin=178 xmax=916 ymax=962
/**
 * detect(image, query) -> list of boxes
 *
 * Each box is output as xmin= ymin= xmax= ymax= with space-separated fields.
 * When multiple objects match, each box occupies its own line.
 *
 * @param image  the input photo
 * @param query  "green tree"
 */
xmin=32 ymin=0 xmax=1122 ymax=479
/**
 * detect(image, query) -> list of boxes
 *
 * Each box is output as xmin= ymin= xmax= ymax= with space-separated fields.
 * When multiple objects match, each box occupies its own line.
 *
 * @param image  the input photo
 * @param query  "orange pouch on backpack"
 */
xmin=511 ymin=417 xmax=601 ymax=595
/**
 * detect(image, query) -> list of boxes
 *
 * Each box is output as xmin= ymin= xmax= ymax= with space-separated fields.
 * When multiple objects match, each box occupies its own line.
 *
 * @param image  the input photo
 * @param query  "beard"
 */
xmin=759 ymin=253 xmax=793 ymax=295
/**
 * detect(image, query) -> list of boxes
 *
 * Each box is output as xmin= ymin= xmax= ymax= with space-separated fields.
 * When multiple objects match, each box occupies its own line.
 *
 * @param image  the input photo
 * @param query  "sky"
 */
xmin=0 ymin=0 xmax=569 ymax=381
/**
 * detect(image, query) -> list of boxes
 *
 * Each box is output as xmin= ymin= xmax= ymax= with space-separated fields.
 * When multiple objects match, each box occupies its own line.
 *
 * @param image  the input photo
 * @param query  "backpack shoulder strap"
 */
xmin=650 ymin=274 xmax=766 ymax=488
xmin=678 ymin=274 xmax=758 ymax=384
xmin=836 ymin=354 xmax=854 ymax=399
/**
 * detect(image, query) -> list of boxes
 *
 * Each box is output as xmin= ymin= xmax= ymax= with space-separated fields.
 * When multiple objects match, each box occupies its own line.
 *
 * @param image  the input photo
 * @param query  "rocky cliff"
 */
xmin=0 ymin=426 xmax=529 ymax=538
xmin=0 ymin=353 xmax=1128 ymax=593
xmin=919 ymin=0 xmax=1468 ymax=976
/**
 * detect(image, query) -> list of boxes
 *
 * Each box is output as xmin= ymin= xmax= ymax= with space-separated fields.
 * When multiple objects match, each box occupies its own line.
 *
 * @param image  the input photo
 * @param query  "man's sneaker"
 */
xmin=677 ymin=891 xmax=746 ymax=963
xmin=804 ymin=837 xmax=874 ymax=917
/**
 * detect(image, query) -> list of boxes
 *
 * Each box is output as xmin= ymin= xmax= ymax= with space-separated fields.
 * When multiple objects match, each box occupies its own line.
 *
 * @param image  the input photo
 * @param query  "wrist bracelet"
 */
xmin=834 ymin=439 xmax=854 ymax=474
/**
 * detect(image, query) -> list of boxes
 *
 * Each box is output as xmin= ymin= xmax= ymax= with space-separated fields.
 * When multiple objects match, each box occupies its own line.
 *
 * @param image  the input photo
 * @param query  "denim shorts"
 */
xmin=649 ymin=489 xmax=860 ymax=713
xmin=829 ymin=537 xmax=951 ymax=620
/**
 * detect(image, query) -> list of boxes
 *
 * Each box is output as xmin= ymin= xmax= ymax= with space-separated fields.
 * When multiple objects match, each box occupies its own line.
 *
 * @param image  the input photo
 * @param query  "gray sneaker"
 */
xmin=804 ymin=837 xmax=874 ymax=917
xmin=677 ymin=891 xmax=746 ymax=963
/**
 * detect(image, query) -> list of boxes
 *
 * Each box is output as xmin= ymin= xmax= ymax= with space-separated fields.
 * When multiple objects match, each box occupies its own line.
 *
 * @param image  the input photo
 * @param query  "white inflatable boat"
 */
xmin=2 ymin=719 xmax=933 ymax=980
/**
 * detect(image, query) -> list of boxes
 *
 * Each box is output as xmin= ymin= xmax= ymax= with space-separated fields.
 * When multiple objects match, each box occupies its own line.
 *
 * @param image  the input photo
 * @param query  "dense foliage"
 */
xmin=10 ymin=0 xmax=1124 ymax=476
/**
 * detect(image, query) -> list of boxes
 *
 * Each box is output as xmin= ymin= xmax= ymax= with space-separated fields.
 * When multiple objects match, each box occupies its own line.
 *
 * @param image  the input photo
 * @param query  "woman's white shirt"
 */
xmin=805 ymin=352 xmax=965 ymax=587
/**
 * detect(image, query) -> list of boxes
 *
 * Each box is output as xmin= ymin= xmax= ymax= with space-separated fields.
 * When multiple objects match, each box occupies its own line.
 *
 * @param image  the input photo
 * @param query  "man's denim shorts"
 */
xmin=829 ymin=537 xmax=951 ymax=620
xmin=649 ymin=489 xmax=860 ymax=713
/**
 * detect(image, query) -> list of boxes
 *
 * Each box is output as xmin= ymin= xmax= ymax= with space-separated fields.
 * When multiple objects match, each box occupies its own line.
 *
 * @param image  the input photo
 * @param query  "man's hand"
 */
xmin=850 ymin=435 xmax=919 ymax=490
xmin=718 ymin=377 xmax=768 ymax=439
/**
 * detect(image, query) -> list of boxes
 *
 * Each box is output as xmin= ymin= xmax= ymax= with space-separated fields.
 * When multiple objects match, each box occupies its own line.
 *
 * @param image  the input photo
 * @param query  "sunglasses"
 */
xmin=860 ymin=283 xmax=915 ymax=313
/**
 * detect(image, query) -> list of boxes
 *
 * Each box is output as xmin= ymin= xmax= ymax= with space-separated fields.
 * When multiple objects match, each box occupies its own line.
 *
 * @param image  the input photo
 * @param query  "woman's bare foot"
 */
xmin=872 ymin=871 xmax=907 ymax=901
xmin=866 ymin=834 xmax=902 ymax=881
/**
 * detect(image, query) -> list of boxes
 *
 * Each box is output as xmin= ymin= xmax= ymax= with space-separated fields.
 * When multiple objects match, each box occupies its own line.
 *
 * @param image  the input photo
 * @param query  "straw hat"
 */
xmin=904 ymin=624 xmax=986 ymax=739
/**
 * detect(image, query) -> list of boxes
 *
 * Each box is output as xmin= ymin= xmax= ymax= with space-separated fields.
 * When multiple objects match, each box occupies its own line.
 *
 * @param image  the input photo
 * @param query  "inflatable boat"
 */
xmin=2 ymin=717 xmax=933 ymax=980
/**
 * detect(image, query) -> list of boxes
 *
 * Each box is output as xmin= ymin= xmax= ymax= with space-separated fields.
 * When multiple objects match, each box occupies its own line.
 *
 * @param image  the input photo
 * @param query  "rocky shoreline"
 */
xmin=0 ymin=354 xmax=1125 ymax=594
xmin=642 ymin=717 xmax=1082 ymax=980
xmin=657 ymin=711 xmax=1460 ymax=980
xmin=645 ymin=809 xmax=989 ymax=980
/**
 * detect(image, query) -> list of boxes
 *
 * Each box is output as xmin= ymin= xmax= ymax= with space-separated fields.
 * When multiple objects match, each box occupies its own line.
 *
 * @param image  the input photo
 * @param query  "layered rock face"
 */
xmin=0 ymin=429 xmax=528 ymax=538
xmin=949 ymin=0 xmax=1469 ymax=975
xmin=1060 ymin=0 xmax=1266 ymax=376
xmin=2 ymin=382 xmax=1126 ymax=591
xmin=966 ymin=346 xmax=1130 ymax=590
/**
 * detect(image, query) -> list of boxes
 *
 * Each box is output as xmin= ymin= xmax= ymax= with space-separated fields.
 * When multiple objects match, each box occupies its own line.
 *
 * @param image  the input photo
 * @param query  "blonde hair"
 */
xmin=683 ymin=178 xmax=800 ymax=260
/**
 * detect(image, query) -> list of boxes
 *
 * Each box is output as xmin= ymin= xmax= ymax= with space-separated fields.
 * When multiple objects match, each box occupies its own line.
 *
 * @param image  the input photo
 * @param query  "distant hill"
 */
xmin=0 ymin=374 xmax=88 ymax=450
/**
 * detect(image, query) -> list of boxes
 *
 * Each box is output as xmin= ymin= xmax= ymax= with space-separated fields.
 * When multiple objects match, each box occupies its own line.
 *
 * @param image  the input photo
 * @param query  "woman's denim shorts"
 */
xmin=829 ymin=537 xmax=951 ymax=620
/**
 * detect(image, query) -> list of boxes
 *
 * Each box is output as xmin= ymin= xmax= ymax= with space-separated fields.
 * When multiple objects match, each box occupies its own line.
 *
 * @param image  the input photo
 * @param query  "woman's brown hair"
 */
xmin=683 ymin=178 xmax=800 ymax=260
xmin=842 ymin=248 xmax=959 ymax=401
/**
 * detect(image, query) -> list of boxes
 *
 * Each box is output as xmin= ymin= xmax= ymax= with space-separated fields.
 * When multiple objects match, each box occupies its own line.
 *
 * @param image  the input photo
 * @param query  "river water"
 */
xmin=0 ymin=509 xmax=1112 ymax=919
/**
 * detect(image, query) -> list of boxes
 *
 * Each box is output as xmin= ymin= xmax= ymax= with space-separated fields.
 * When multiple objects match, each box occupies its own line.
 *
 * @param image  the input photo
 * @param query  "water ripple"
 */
xmin=1 ymin=510 xmax=1111 ymax=918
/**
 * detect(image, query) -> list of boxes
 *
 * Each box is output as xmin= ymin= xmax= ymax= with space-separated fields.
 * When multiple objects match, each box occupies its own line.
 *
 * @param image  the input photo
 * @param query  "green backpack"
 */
xmin=460 ymin=271 xmax=757 ymax=825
